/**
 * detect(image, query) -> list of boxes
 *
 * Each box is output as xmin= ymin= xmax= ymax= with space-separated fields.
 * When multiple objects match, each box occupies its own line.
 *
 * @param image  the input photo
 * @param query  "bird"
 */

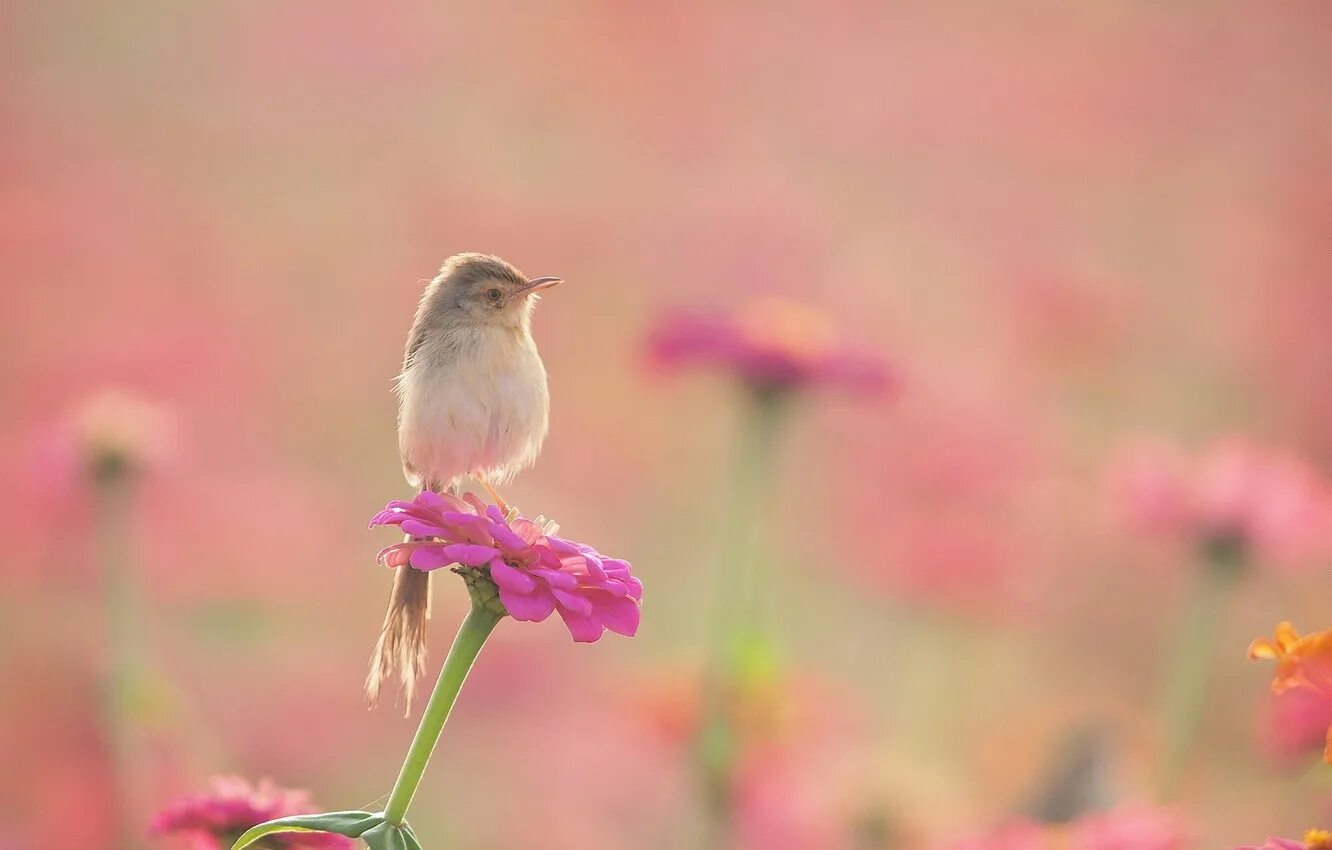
xmin=367 ymin=252 xmax=560 ymax=709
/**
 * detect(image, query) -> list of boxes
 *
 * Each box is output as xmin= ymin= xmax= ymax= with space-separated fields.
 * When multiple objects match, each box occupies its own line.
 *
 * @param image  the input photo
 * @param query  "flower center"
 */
xmin=737 ymin=298 xmax=836 ymax=360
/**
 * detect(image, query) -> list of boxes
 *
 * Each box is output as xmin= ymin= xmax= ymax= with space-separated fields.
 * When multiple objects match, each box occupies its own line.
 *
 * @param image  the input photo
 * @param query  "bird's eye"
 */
xmin=486 ymin=288 xmax=503 ymax=302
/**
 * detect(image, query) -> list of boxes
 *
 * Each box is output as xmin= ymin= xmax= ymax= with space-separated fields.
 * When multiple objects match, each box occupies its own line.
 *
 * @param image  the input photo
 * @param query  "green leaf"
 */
xmin=361 ymin=821 xmax=418 ymax=850
xmin=230 ymin=811 xmax=384 ymax=850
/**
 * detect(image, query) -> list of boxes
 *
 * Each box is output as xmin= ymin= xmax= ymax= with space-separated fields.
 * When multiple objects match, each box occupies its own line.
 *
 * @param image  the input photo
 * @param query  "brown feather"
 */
xmin=365 ymin=480 xmax=446 ymax=714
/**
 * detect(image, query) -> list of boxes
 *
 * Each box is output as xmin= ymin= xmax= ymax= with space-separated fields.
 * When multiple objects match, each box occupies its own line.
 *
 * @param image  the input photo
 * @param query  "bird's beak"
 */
xmin=517 ymin=276 xmax=563 ymax=296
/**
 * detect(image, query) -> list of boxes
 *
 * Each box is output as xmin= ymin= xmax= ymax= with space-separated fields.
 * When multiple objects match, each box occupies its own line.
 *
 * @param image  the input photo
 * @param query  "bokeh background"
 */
xmin=3 ymin=2 xmax=1331 ymax=848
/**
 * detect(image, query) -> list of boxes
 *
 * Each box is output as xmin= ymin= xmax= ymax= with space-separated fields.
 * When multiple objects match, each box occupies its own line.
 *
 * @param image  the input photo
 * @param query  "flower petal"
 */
xmin=377 ymin=544 xmax=414 ymax=568
xmin=551 ymin=587 xmax=594 ymax=617
xmin=510 ymin=518 xmax=545 ymax=545
xmin=531 ymin=567 xmax=578 ymax=591
xmin=593 ymin=595 xmax=641 ymax=637
xmin=557 ymin=607 xmax=605 ymax=642
xmin=409 ymin=546 xmax=455 ymax=570
xmin=489 ymin=558 xmax=537 ymax=593
xmin=401 ymin=519 xmax=446 ymax=537
xmin=489 ymin=522 xmax=531 ymax=554
xmin=440 ymin=543 xmax=502 ymax=566
xmin=501 ymin=586 xmax=556 ymax=622
xmin=416 ymin=490 xmax=446 ymax=509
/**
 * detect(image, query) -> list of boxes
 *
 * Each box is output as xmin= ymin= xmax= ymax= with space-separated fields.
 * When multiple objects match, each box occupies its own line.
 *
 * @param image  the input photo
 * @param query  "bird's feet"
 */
xmin=476 ymin=476 xmax=510 ymax=515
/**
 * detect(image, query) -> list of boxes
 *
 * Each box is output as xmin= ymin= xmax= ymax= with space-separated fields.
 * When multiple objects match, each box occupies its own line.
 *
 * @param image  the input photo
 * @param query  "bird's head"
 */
xmin=433 ymin=253 xmax=562 ymax=330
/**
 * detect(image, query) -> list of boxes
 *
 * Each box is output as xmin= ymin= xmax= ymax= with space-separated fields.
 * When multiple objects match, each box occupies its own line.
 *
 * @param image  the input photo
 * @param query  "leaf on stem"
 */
xmin=230 ymin=810 xmax=384 ymax=849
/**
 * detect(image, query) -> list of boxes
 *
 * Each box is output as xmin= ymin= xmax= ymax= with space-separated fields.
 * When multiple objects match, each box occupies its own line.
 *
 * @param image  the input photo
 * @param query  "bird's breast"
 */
xmin=397 ymin=328 xmax=549 ymax=487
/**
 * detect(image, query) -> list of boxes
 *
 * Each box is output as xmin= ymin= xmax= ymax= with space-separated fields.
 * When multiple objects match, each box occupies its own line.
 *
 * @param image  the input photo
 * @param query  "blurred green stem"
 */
xmin=697 ymin=389 xmax=791 ymax=849
xmin=1156 ymin=542 xmax=1244 ymax=798
xmin=384 ymin=604 xmax=501 ymax=827
xmin=95 ymin=468 xmax=145 ymax=850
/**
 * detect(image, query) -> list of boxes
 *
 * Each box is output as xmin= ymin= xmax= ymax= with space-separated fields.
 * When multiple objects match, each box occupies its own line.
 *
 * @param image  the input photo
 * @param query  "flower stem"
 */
xmin=95 ymin=468 xmax=146 ymax=850
xmin=696 ymin=389 xmax=791 ymax=849
xmin=713 ymin=389 xmax=789 ymax=666
xmin=383 ymin=604 xmax=501 ymax=826
xmin=1156 ymin=544 xmax=1244 ymax=798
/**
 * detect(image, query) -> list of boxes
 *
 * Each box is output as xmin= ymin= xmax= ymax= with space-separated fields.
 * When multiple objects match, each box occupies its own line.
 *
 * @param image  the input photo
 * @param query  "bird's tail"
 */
xmin=366 ymin=480 xmax=445 ymax=713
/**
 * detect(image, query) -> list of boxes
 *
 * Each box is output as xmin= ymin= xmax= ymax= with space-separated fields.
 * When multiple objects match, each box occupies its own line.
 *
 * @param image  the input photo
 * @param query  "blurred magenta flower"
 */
xmin=371 ymin=490 xmax=642 ymax=642
xmin=1110 ymin=436 xmax=1332 ymax=567
xmin=1236 ymin=831 xmax=1332 ymax=850
xmin=1260 ymin=684 xmax=1332 ymax=762
xmin=1068 ymin=804 xmax=1193 ymax=849
xmin=31 ymin=389 xmax=176 ymax=489
xmin=937 ymin=806 xmax=1190 ymax=850
xmin=70 ymin=390 xmax=174 ymax=479
xmin=646 ymin=298 xmax=894 ymax=397
xmin=150 ymin=777 xmax=353 ymax=850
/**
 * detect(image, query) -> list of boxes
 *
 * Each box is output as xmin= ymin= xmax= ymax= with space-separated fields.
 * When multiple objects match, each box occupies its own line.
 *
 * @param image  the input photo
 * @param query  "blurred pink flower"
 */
xmin=1260 ymin=685 xmax=1332 ymax=763
xmin=149 ymin=777 xmax=353 ymax=850
xmin=1068 ymin=804 xmax=1192 ymax=850
xmin=1110 ymin=436 xmax=1332 ymax=567
xmin=935 ymin=806 xmax=1190 ymax=850
xmin=635 ymin=668 xmax=871 ymax=850
xmin=371 ymin=491 xmax=642 ymax=642
xmin=646 ymin=298 xmax=894 ymax=397
xmin=936 ymin=820 xmax=1046 ymax=850
xmin=27 ymin=390 xmax=175 ymax=492
xmin=67 ymin=389 xmax=175 ymax=480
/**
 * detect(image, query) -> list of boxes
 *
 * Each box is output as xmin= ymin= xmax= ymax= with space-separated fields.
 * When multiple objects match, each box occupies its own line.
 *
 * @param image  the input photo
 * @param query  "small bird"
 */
xmin=367 ymin=252 xmax=560 ymax=708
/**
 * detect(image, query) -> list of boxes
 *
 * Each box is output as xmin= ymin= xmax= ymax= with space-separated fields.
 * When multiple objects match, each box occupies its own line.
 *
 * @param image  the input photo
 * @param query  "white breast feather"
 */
xmin=397 ymin=328 xmax=549 ymax=490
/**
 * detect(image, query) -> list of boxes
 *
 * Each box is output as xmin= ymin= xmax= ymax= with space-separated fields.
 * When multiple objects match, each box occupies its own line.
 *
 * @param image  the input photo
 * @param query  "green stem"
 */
xmin=696 ymin=389 xmax=791 ymax=849
xmin=1156 ymin=547 xmax=1243 ymax=798
xmin=383 ymin=604 xmax=501 ymax=826
xmin=96 ymin=469 xmax=144 ymax=850
xmin=711 ymin=389 xmax=789 ymax=668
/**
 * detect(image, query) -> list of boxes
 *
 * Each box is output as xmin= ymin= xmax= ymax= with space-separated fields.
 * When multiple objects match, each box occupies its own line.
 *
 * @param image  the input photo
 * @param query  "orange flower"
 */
xmin=1250 ymin=622 xmax=1332 ymax=764
xmin=1305 ymin=830 xmax=1332 ymax=850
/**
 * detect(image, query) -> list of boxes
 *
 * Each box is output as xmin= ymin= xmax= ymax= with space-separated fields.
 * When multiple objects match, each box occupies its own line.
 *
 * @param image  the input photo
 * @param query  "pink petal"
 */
xmin=401 ymin=519 xmax=446 ymax=537
xmin=416 ymin=491 xmax=446 ymax=508
xmin=620 ymin=576 xmax=644 ymax=600
xmin=551 ymin=587 xmax=593 ymax=617
xmin=488 ymin=522 xmax=530 ymax=553
xmin=489 ymin=558 xmax=537 ymax=593
xmin=581 ymin=553 xmax=606 ymax=580
xmin=544 ymin=537 xmax=583 ymax=556
xmin=593 ymin=595 xmax=640 ymax=637
xmin=409 ymin=547 xmax=453 ymax=571
xmin=501 ymin=586 xmax=556 ymax=622
xmin=601 ymin=558 xmax=631 ymax=575
xmin=377 ymin=545 xmax=413 ymax=567
xmin=510 ymin=518 xmax=545 ymax=545
xmin=368 ymin=510 xmax=400 ymax=528
xmin=531 ymin=567 xmax=578 ymax=591
xmin=557 ymin=606 xmax=605 ymax=642
xmin=440 ymin=543 xmax=502 ymax=565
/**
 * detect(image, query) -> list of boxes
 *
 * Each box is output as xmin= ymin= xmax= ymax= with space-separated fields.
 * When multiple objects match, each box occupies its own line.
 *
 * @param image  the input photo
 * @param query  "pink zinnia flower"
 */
xmin=646 ymin=298 xmax=894 ymax=396
xmin=370 ymin=491 xmax=641 ymax=642
xmin=1110 ymin=436 xmax=1332 ymax=568
xmin=149 ymin=777 xmax=353 ymax=850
